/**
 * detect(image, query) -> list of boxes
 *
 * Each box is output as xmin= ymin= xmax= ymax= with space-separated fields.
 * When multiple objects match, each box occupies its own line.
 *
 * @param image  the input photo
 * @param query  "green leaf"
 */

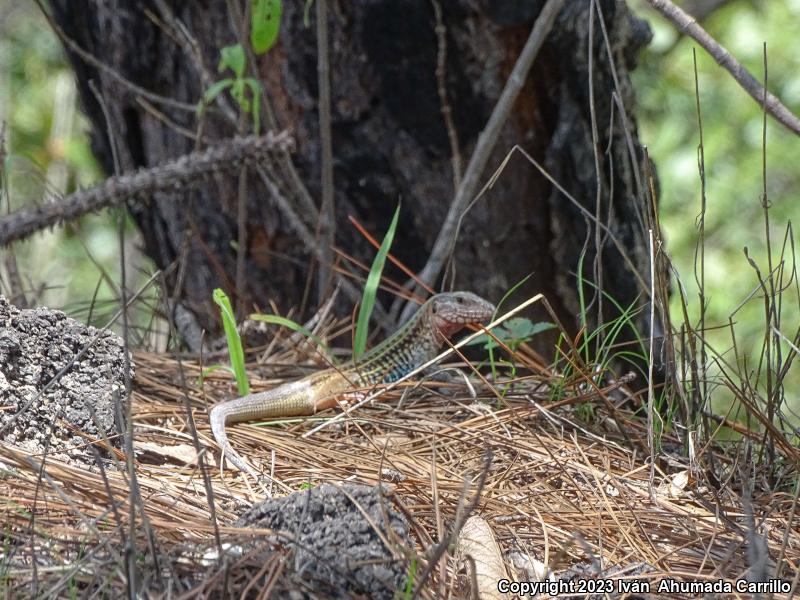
xmin=465 ymin=319 xmax=555 ymax=351
xmin=504 ymin=318 xmax=555 ymax=340
xmin=219 ymin=44 xmax=246 ymax=78
xmin=212 ymin=288 xmax=250 ymax=395
xmin=251 ymin=0 xmax=282 ymax=54
xmin=403 ymin=556 xmax=417 ymax=600
xmin=503 ymin=317 xmax=536 ymax=340
xmin=354 ymin=203 xmax=401 ymax=359
xmin=525 ymin=321 xmax=556 ymax=337
xmin=249 ymin=313 xmax=335 ymax=362
xmin=198 ymin=78 xmax=234 ymax=111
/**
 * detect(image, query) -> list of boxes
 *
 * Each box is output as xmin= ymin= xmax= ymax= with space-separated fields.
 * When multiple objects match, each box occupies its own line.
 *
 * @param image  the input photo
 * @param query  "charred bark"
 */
xmin=49 ymin=0 xmax=653 ymax=353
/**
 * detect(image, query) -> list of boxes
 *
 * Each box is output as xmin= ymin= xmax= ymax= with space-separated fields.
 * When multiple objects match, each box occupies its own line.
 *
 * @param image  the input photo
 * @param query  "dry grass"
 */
xmin=2 ymin=340 xmax=798 ymax=598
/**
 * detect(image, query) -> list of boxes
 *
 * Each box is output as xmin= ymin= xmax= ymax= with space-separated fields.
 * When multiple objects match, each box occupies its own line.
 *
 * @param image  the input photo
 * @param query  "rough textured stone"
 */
xmin=0 ymin=296 xmax=132 ymax=466
xmin=236 ymin=483 xmax=411 ymax=599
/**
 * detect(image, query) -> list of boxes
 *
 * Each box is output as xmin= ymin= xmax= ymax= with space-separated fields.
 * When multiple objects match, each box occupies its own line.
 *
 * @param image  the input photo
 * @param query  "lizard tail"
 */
xmin=208 ymin=379 xmax=320 ymax=477
xmin=209 ymin=403 xmax=260 ymax=477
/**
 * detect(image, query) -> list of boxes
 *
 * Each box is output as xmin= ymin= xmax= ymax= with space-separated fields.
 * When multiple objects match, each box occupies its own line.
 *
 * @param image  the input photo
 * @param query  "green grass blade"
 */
xmin=212 ymin=288 xmax=249 ymax=395
xmin=576 ymin=246 xmax=589 ymax=363
xmin=353 ymin=203 xmax=400 ymax=359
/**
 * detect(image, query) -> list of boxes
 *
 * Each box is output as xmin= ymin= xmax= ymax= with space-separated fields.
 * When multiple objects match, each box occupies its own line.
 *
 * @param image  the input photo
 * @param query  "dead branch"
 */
xmin=0 ymin=132 xmax=293 ymax=246
xmin=645 ymin=0 xmax=800 ymax=137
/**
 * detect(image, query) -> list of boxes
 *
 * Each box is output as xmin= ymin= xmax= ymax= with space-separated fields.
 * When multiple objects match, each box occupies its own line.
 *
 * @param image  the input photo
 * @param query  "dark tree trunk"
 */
xmin=49 ymin=0 xmax=653 ymax=352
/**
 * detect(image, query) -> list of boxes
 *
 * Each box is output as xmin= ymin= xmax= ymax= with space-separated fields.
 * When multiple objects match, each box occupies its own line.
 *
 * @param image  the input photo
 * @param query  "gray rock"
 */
xmin=0 ymin=295 xmax=132 ymax=467
xmin=235 ymin=483 xmax=411 ymax=599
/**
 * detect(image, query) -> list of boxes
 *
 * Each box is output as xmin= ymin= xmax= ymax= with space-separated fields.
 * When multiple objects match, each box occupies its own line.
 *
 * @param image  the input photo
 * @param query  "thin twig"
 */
xmin=430 ymin=0 xmax=462 ymax=190
xmin=647 ymin=228 xmax=656 ymax=500
xmin=587 ymin=0 xmax=607 ymax=342
xmin=315 ymin=0 xmax=335 ymax=303
xmin=759 ymin=43 xmax=780 ymax=476
xmin=411 ymin=450 xmax=494 ymax=599
xmin=93 ymin=73 xmax=160 ymax=591
xmin=645 ymin=0 xmax=800 ymax=136
xmin=223 ymin=0 xmax=253 ymax=317
xmin=692 ymin=47 xmax=710 ymax=449
xmin=235 ymin=160 xmax=250 ymax=314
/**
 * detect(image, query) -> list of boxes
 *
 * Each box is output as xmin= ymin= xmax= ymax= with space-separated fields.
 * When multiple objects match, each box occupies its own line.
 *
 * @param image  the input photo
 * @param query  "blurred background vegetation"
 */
xmin=0 ymin=1 xmax=154 ymax=331
xmin=1 ymin=1 xmax=798 ymax=413
xmin=630 ymin=0 xmax=800 ymax=417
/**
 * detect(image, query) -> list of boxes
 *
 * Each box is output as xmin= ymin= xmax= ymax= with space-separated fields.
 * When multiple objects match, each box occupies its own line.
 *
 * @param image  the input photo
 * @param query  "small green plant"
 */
xmin=67 ymin=542 xmax=87 ymax=599
xmin=204 ymin=291 xmax=341 ymax=391
xmin=200 ymin=45 xmax=262 ymax=134
xmin=198 ymin=0 xmax=282 ymax=134
xmin=468 ymin=317 xmax=555 ymax=353
xmin=548 ymin=272 xmax=651 ymax=411
xmin=212 ymin=288 xmax=250 ymax=396
xmin=353 ymin=203 xmax=400 ymax=359
xmin=465 ymin=274 xmax=554 ymax=398
xmin=468 ymin=316 xmax=554 ymax=400
xmin=197 ymin=364 xmax=239 ymax=389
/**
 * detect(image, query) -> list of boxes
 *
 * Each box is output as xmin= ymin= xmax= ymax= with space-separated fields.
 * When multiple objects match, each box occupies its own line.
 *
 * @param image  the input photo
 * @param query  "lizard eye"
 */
xmin=431 ymin=304 xmax=438 ymax=314
xmin=456 ymin=296 xmax=464 ymax=304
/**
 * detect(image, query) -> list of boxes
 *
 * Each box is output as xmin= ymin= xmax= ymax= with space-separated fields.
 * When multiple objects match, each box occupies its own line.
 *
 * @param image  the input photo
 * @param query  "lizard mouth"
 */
xmin=434 ymin=311 xmax=492 ymax=338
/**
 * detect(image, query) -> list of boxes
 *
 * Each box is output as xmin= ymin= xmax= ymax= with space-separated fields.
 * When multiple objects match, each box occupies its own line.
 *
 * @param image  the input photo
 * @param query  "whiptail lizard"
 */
xmin=210 ymin=291 xmax=495 ymax=477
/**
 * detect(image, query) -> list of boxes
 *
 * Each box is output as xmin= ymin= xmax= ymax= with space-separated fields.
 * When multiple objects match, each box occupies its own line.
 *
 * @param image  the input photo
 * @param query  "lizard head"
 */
xmin=427 ymin=291 xmax=495 ymax=339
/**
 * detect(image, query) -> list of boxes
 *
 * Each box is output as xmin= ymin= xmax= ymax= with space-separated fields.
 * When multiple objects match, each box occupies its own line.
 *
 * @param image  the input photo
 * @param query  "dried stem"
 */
xmin=0 ymin=132 xmax=292 ymax=246
xmin=645 ymin=0 xmax=800 ymax=136
xmin=315 ymin=0 xmax=335 ymax=303
xmin=430 ymin=0 xmax=462 ymax=190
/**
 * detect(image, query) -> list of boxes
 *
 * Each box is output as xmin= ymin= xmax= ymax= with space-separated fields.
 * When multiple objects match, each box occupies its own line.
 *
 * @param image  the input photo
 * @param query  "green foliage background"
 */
xmin=632 ymin=0 xmax=800 ymax=414
xmin=1 ymin=2 xmax=151 ymax=328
